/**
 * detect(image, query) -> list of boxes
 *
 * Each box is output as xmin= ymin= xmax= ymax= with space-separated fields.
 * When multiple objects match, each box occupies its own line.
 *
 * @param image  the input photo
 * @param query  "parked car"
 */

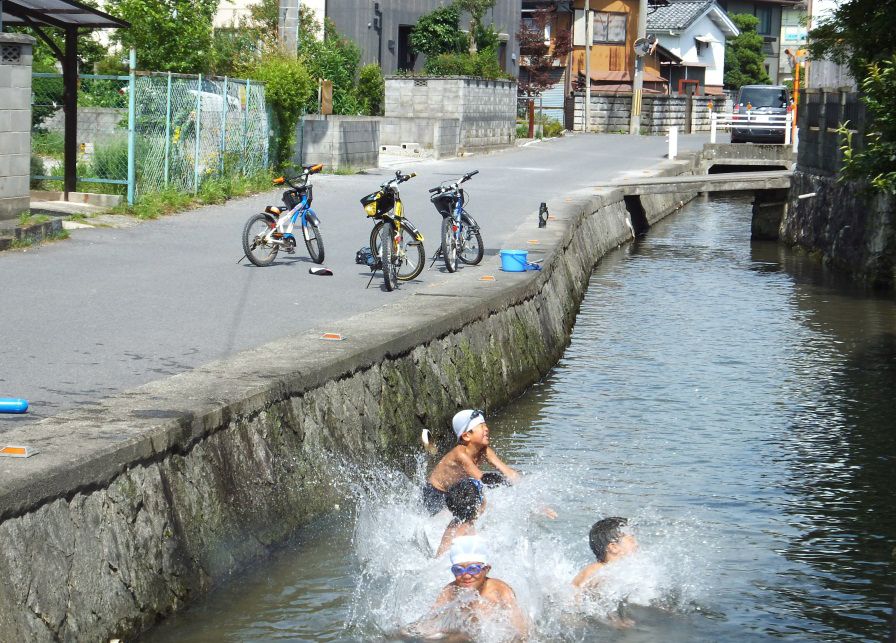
xmin=731 ymin=85 xmax=792 ymax=144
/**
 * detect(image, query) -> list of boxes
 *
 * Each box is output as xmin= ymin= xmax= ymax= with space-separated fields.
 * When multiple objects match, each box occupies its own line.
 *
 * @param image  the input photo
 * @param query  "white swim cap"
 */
xmin=450 ymin=535 xmax=489 ymax=566
xmin=452 ymin=409 xmax=485 ymax=439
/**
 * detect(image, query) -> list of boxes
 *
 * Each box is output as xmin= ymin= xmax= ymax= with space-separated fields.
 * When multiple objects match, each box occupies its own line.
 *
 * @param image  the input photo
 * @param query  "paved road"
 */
xmin=0 ymin=133 xmax=711 ymax=432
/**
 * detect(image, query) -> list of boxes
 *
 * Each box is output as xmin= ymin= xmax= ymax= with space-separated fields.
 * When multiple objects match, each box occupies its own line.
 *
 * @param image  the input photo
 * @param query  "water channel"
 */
xmin=140 ymin=193 xmax=895 ymax=642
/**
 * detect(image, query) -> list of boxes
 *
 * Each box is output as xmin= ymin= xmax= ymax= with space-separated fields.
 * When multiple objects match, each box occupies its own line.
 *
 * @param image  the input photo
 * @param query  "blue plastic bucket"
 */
xmin=500 ymin=250 xmax=527 ymax=272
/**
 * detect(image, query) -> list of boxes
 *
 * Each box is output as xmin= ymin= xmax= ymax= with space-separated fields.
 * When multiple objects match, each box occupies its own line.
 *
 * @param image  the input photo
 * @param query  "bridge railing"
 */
xmin=709 ymin=112 xmax=793 ymax=146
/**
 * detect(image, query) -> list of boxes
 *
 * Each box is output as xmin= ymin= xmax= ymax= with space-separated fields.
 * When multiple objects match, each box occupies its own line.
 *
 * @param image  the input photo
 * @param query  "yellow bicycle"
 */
xmin=360 ymin=170 xmax=425 ymax=291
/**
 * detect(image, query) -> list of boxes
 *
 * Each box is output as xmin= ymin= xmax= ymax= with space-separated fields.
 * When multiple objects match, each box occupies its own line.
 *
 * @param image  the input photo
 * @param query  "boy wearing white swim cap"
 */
xmin=421 ymin=409 xmax=521 ymax=515
xmin=409 ymin=536 xmax=528 ymax=640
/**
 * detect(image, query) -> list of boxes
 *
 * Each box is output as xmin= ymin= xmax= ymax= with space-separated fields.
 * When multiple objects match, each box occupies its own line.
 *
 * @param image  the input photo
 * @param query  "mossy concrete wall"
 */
xmin=0 ymin=161 xmax=698 ymax=642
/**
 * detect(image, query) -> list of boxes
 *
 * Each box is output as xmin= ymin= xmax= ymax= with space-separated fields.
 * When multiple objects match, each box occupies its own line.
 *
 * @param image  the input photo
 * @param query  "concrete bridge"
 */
xmin=601 ymin=143 xmax=797 ymax=240
xmin=600 ymin=169 xmax=792 ymax=196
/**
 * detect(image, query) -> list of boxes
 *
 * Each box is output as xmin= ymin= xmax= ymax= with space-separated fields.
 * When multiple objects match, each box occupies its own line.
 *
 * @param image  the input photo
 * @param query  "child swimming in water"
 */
xmin=408 ymin=535 xmax=528 ymax=642
xmin=436 ymin=478 xmax=486 ymax=557
xmin=421 ymin=409 xmax=522 ymax=515
xmin=572 ymin=517 xmax=638 ymax=590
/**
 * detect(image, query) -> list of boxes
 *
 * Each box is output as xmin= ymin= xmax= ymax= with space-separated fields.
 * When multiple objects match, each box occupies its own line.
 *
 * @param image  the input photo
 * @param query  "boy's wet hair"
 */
xmin=446 ymin=479 xmax=483 ymax=523
xmin=588 ymin=517 xmax=628 ymax=563
xmin=480 ymin=472 xmax=509 ymax=488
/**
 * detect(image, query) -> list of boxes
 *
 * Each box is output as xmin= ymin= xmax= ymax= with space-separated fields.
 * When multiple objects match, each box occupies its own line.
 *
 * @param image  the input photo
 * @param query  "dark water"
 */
xmin=140 ymin=194 xmax=896 ymax=642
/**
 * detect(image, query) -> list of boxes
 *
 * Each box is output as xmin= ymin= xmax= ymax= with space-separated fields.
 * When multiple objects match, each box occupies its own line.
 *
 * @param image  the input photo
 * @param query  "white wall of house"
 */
xmin=651 ymin=11 xmax=733 ymax=89
xmin=214 ymin=0 xmax=324 ymax=29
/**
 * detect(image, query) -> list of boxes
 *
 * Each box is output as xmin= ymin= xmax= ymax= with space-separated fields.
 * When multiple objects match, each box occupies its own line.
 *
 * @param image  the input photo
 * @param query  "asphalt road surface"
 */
xmin=0 ymin=132 xmax=710 ymax=432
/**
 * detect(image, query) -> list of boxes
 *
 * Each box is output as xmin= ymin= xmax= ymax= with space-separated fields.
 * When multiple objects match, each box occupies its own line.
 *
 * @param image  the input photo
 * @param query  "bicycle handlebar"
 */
xmin=273 ymin=164 xmax=323 ymax=189
xmin=429 ymin=170 xmax=479 ymax=194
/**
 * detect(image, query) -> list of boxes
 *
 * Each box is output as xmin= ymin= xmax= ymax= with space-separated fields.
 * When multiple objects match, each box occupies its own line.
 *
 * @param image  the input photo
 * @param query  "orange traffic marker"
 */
xmin=0 ymin=445 xmax=38 ymax=458
xmin=320 ymin=333 xmax=345 ymax=341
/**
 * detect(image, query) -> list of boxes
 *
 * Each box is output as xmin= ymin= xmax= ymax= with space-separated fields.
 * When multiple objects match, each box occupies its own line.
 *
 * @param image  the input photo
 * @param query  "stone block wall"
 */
xmin=385 ymin=77 xmax=516 ymax=152
xmin=0 ymin=34 xmax=35 ymax=220
xmin=40 ymin=107 xmax=129 ymax=147
xmin=299 ymin=116 xmax=379 ymax=169
xmin=570 ymin=93 xmax=730 ymax=134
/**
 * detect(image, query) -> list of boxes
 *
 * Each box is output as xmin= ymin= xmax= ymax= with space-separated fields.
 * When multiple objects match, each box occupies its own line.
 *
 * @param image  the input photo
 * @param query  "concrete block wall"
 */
xmin=571 ymin=93 xmax=730 ymax=134
xmin=41 ymin=108 xmax=129 ymax=147
xmin=385 ymin=77 xmax=516 ymax=152
xmin=300 ymin=116 xmax=380 ymax=170
xmin=0 ymin=34 xmax=35 ymax=220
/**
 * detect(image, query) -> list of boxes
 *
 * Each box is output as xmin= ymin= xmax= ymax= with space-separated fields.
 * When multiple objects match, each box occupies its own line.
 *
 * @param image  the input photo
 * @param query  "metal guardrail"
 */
xmin=710 ymin=112 xmax=794 ymax=147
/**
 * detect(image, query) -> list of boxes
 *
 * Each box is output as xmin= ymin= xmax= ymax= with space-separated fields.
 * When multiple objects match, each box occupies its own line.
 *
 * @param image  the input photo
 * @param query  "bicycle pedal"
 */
xmin=284 ymin=246 xmax=295 ymax=254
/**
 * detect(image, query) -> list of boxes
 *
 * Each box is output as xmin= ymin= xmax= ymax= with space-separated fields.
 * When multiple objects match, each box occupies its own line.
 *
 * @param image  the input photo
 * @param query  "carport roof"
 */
xmin=1 ymin=0 xmax=128 ymax=29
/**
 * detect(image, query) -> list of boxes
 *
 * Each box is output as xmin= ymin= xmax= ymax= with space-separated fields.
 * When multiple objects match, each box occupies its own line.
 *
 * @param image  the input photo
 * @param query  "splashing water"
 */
xmin=340 ymin=457 xmax=709 ymax=643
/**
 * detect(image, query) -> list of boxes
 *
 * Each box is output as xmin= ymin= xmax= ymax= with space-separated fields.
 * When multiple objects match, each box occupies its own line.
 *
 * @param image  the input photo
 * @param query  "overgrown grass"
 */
xmin=18 ymin=212 xmax=51 ymax=226
xmin=113 ymin=171 xmax=274 ymax=220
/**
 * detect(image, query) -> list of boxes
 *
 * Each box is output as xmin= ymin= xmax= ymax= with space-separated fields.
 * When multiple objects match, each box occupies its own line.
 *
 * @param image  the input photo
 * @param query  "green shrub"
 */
xmin=30 ymin=155 xmax=46 ymax=189
xmin=93 ymin=139 xmax=129 ymax=181
xmin=423 ymin=47 xmax=506 ymax=79
xmin=250 ymin=52 xmax=313 ymax=169
xmin=32 ymin=130 xmax=65 ymax=158
xmin=357 ymin=63 xmax=385 ymax=116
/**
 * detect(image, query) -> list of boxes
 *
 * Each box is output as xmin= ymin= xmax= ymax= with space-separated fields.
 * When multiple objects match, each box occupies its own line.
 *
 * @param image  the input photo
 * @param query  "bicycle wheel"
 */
xmin=303 ymin=219 xmax=325 ymax=264
xmin=458 ymin=221 xmax=484 ymax=265
xmin=379 ymin=222 xmax=397 ymax=291
xmin=441 ymin=217 xmax=458 ymax=273
xmin=242 ymin=213 xmax=279 ymax=266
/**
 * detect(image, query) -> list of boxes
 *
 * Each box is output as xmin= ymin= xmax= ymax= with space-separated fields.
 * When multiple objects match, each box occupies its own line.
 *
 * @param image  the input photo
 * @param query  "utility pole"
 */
xmin=279 ymin=0 xmax=299 ymax=52
xmin=584 ymin=0 xmax=591 ymax=132
xmin=629 ymin=0 xmax=647 ymax=134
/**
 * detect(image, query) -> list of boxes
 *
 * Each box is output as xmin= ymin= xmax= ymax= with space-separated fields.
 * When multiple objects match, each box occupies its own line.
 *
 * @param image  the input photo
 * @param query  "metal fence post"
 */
xmin=194 ymin=73 xmax=202 ymax=193
xmin=243 ymin=79 xmax=250 ymax=174
xmin=164 ymin=72 xmax=172 ymax=188
xmin=127 ymin=47 xmax=136 ymax=206
xmin=219 ymin=76 xmax=228 ymax=176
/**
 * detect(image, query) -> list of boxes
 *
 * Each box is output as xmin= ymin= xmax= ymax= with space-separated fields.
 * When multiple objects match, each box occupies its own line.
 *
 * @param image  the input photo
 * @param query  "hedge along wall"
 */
xmin=569 ymin=93 xmax=731 ymax=133
xmin=384 ymin=77 xmax=517 ymax=152
xmin=0 ymin=158 xmax=699 ymax=642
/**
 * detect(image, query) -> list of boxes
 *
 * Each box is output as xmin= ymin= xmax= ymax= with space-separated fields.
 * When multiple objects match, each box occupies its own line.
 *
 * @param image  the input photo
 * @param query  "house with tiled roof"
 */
xmin=647 ymin=0 xmax=739 ymax=95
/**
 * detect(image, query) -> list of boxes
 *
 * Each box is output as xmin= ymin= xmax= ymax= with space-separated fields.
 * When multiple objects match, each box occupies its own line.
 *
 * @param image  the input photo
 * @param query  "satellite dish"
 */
xmin=634 ymin=35 xmax=658 ymax=56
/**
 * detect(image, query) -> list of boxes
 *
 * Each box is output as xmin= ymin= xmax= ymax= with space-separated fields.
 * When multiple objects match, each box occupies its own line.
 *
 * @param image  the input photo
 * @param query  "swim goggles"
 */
xmin=451 ymin=562 xmax=487 ymax=577
xmin=465 ymin=409 xmax=484 ymax=433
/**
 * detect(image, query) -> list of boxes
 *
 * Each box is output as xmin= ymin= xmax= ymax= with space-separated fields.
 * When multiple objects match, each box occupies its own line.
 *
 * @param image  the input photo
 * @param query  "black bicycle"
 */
xmin=428 ymin=170 xmax=483 ymax=273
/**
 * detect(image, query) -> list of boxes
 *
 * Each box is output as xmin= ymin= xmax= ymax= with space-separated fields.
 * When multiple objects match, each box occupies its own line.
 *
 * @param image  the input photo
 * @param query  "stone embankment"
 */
xmin=0 ymin=158 xmax=700 ymax=642
xmin=782 ymin=172 xmax=896 ymax=289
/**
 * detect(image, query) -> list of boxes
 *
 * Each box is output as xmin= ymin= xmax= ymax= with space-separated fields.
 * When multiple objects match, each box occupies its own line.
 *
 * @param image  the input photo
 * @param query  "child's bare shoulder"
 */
xmin=572 ymin=562 xmax=605 ymax=588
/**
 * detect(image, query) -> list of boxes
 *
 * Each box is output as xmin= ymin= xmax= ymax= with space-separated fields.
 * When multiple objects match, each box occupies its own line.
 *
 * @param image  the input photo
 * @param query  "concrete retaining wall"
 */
xmin=299 ymin=116 xmax=380 ymax=170
xmin=385 ymin=77 xmax=516 ymax=152
xmin=0 ymin=159 xmax=699 ymax=642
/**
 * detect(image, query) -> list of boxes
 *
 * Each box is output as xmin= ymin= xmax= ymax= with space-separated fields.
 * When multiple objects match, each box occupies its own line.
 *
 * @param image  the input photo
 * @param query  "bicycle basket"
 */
xmin=283 ymin=186 xmax=311 ymax=210
xmin=360 ymin=190 xmax=394 ymax=217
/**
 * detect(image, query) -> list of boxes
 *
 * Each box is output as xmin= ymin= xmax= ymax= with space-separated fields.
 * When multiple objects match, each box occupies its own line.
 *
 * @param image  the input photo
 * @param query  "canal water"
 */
xmin=140 ymin=194 xmax=895 ymax=642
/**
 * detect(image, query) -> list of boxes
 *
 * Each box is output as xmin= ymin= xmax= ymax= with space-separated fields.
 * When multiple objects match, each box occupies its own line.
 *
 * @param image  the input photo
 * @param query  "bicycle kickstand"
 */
xmin=365 ymin=266 xmax=380 ymax=288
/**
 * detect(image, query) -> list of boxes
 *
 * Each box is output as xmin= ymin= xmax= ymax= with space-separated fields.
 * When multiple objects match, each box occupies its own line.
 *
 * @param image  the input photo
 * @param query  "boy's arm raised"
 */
xmin=483 ymin=447 xmax=522 ymax=483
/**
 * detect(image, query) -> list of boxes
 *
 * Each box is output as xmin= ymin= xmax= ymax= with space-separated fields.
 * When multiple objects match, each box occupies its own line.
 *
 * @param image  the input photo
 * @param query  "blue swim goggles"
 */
xmin=464 ymin=409 xmax=485 ymax=433
xmin=451 ymin=562 xmax=487 ymax=577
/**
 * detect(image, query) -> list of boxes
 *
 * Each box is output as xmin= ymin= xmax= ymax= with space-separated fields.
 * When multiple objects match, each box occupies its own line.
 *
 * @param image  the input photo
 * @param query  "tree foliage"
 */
xmin=808 ymin=0 xmax=896 ymax=81
xmin=453 ymin=0 xmax=497 ymax=53
xmin=357 ymin=63 xmax=385 ymax=116
xmin=838 ymin=57 xmax=896 ymax=194
xmin=105 ymin=0 xmax=217 ymax=73
xmin=723 ymin=13 xmax=771 ymax=89
xmin=517 ymin=5 xmax=572 ymax=96
xmin=410 ymin=4 xmax=467 ymax=58
xmin=251 ymin=52 xmax=313 ymax=169
xmin=298 ymin=8 xmax=363 ymax=114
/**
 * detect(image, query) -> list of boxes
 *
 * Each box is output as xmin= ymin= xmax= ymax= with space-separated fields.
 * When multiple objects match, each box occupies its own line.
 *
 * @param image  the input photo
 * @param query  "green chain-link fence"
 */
xmin=31 ymin=71 xmax=269 ymax=202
